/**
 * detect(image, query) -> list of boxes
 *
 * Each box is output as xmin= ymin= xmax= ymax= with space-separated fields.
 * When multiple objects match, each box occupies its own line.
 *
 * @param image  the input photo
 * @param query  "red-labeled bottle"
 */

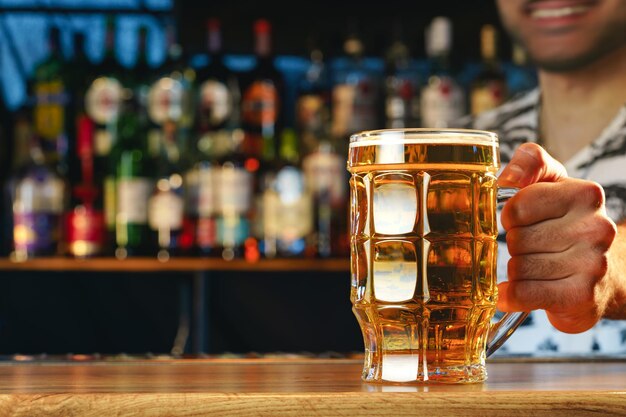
xmin=66 ymin=116 xmax=105 ymax=258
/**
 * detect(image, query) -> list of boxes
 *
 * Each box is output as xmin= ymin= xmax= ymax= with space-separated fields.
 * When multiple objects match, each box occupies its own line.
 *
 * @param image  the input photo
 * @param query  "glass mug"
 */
xmin=347 ymin=128 xmax=528 ymax=384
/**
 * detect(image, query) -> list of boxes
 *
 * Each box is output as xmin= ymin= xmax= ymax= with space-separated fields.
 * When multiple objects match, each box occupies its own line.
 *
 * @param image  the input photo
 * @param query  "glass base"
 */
xmin=361 ymin=355 xmax=487 ymax=384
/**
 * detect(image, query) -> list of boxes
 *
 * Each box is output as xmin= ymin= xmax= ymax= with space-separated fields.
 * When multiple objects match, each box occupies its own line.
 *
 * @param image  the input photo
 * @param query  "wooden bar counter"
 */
xmin=0 ymin=357 xmax=624 ymax=416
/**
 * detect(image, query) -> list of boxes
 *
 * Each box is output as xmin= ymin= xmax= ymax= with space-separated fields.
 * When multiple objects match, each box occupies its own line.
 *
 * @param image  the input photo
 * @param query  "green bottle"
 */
xmin=113 ymin=93 xmax=153 ymax=259
xmin=86 ymin=16 xmax=125 ymax=254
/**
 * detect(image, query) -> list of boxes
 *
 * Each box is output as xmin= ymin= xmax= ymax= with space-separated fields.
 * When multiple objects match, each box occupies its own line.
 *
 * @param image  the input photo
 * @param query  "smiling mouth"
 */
xmin=530 ymin=5 xmax=591 ymax=18
xmin=524 ymin=0 xmax=598 ymax=20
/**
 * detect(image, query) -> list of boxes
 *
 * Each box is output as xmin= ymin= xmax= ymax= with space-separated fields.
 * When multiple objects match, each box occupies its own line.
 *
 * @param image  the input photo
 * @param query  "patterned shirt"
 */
xmin=461 ymin=88 xmax=626 ymax=355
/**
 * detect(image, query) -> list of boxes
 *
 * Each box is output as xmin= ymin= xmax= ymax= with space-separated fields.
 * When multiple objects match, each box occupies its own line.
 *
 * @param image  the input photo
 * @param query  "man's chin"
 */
xmin=529 ymin=44 xmax=623 ymax=73
xmin=531 ymin=54 xmax=602 ymax=73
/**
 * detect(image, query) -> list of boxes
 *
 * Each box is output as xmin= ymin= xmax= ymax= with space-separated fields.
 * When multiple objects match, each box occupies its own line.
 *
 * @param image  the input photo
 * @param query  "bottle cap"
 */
xmin=207 ymin=18 xmax=220 ymax=31
xmin=254 ymin=19 xmax=271 ymax=34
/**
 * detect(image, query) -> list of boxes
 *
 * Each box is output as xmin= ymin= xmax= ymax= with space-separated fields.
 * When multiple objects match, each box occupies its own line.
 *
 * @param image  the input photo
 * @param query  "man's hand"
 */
xmin=497 ymin=143 xmax=618 ymax=333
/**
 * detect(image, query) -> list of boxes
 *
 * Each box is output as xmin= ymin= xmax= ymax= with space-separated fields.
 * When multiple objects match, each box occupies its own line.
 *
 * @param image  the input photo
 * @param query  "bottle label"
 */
xmin=67 ymin=206 xmax=105 ymax=256
xmin=117 ymin=178 xmax=151 ymax=224
xmin=199 ymin=80 xmax=232 ymax=127
xmin=420 ymin=76 xmax=465 ymax=128
xmin=148 ymin=191 xmax=184 ymax=230
xmin=104 ymin=176 xmax=117 ymax=229
xmin=302 ymin=151 xmax=346 ymax=204
xmin=13 ymin=213 xmax=60 ymax=254
xmin=262 ymin=190 xmax=280 ymax=240
xmin=94 ymin=129 xmax=114 ymax=156
xmin=148 ymin=77 xmax=184 ymax=125
xmin=296 ymin=93 xmax=328 ymax=133
xmin=278 ymin=167 xmax=313 ymax=240
xmin=86 ymin=77 xmax=123 ymax=125
xmin=198 ymin=165 xmax=219 ymax=216
xmin=331 ymin=84 xmax=355 ymax=137
xmin=34 ymin=79 xmax=67 ymax=139
xmin=219 ymin=166 xmax=251 ymax=214
xmin=14 ymin=176 xmax=65 ymax=214
xmin=331 ymin=79 xmax=378 ymax=136
xmin=470 ymin=81 xmax=505 ymax=115
xmin=197 ymin=218 xmax=217 ymax=249
xmin=242 ymin=81 xmax=278 ymax=127
xmin=386 ymin=96 xmax=406 ymax=120
xmin=217 ymin=216 xmax=249 ymax=247
xmin=386 ymin=76 xmax=420 ymax=125
xmin=264 ymin=167 xmax=313 ymax=242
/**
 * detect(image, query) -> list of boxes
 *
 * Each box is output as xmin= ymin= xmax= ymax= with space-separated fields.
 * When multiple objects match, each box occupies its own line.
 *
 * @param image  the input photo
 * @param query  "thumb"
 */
xmin=497 ymin=143 xmax=568 ymax=188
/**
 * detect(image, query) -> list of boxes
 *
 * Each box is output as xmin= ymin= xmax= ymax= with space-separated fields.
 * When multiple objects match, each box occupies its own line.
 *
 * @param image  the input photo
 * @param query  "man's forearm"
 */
xmin=603 ymin=222 xmax=626 ymax=319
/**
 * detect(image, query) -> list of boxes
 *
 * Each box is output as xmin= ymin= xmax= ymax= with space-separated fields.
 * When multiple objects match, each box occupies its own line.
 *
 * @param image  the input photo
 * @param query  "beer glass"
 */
xmin=348 ymin=129 xmax=528 ymax=383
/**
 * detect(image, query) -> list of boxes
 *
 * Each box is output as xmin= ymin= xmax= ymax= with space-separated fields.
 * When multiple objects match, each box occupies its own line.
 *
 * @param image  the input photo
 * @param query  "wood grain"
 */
xmin=0 ymin=358 xmax=624 ymax=416
xmin=0 ymin=257 xmax=350 ymax=273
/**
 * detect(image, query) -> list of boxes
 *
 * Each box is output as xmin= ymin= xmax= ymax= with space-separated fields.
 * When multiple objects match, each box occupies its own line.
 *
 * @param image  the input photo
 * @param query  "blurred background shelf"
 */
xmin=0 ymin=257 xmax=350 ymax=273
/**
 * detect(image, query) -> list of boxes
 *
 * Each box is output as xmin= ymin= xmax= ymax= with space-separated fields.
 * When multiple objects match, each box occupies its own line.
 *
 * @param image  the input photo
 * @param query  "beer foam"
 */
xmin=349 ymin=129 xmax=498 ymax=147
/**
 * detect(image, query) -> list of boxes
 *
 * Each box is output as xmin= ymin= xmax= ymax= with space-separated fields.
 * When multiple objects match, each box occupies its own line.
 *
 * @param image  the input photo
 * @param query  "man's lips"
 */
xmin=524 ymin=0 xmax=598 ymax=20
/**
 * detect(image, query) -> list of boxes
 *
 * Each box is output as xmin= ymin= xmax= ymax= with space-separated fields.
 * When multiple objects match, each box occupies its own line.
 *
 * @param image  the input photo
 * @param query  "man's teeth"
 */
xmin=530 ymin=5 xmax=591 ymax=18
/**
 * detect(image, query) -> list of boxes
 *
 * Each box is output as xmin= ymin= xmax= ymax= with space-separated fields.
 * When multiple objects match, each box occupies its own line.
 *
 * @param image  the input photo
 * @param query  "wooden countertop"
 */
xmin=0 ymin=357 xmax=625 ymax=416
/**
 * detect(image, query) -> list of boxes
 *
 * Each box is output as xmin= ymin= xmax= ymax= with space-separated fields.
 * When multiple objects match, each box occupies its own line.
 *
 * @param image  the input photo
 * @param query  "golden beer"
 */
xmin=348 ymin=129 xmax=500 ymax=383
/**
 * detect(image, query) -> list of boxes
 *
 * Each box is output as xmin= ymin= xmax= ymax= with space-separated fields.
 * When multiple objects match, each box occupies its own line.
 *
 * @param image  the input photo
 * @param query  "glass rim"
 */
xmin=349 ymin=128 xmax=499 ymax=147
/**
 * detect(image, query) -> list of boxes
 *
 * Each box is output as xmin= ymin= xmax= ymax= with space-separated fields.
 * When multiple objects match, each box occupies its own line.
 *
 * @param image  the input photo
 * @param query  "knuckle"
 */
xmin=579 ymin=181 xmax=606 ymax=209
xmin=505 ymin=228 xmax=522 ymax=254
xmin=589 ymin=215 xmax=617 ymax=251
xmin=593 ymin=253 xmax=610 ymax=280
xmin=507 ymin=257 xmax=518 ymax=280
xmin=505 ymin=199 xmax=529 ymax=226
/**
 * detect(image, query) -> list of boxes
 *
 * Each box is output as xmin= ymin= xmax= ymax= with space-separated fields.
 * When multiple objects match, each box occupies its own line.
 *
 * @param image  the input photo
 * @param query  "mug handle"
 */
xmin=486 ymin=187 xmax=530 ymax=357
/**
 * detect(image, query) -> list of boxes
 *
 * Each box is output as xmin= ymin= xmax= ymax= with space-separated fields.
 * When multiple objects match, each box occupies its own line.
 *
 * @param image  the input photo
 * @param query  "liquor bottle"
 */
xmin=9 ymin=135 xmax=67 ymax=261
xmin=301 ymin=134 xmax=349 ymax=259
xmin=242 ymin=19 xmax=284 ymax=261
xmin=66 ymin=114 xmax=106 ymax=258
xmin=470 ymin=24 xmax=507 ymax=115
xmin=217 ymin=145 xmax=253 ymax=261
xmin=86 ymin=16 xmax=125 ymax=253
xmin=384 ymin=31 xmax=421 ymax=128
xmin=32 ymin=26 xmax=69 ymax=176
xmin=296 ymin=42 xmax=331 ymax=155
xmin=159 ymin=21 xmax=196 ymax=149
xmin=262 ymin=128 xmax=312 ymax=258
xmin=297 ymin=46 xmax=349 ymax=258
xmin=331 ymin=25 xmax=380 ymax=139
xmin=188 ymin=18 xmax=243 ymax=257
xmin=148 ymin=121 xmax=186 ymax=260
xmin=66 ymin=32 xmax=96 ymax=187
xmin=144 ymin=25 xmax=176 ymax=161
xmin=112 ymin=93 xmax=153 ymax=259
xmin=420 ymin=17 xmax=465 ymax=128
xmin=508 ymin=43 xmax=538 ymax=98
xmin=241 ymin=19 xmax=284 ymax=157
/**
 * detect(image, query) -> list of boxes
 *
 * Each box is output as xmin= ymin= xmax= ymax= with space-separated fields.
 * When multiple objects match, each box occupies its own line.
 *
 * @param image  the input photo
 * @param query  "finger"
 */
xmin=497 ymin=142 xmax=568 ymax=188
xmin=506 ymin=213 xmax=616 ymax=255
xmin=506 ymin=221 xmax=573 ymax=255
xmin=497 ymin=279 xmax=582 ymax=313
xmin=500 ymin=179 xmax=606 ymax=229
xmin=507 ymin=252 xmax=576 ymax=281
